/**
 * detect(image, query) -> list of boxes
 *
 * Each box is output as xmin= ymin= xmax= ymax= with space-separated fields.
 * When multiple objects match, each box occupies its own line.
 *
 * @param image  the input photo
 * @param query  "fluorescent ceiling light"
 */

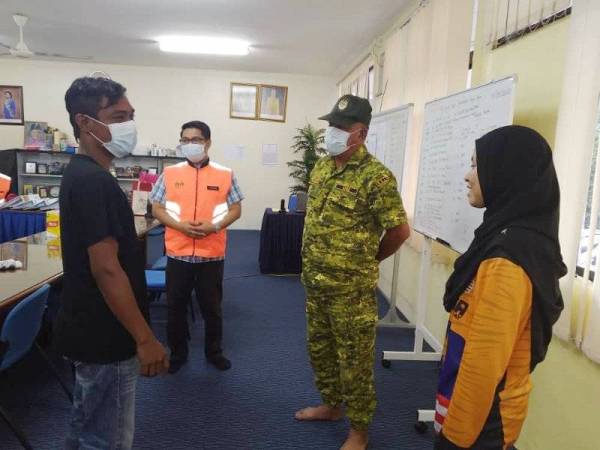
xmin=158 ymin=36 xmax=250 ymax=56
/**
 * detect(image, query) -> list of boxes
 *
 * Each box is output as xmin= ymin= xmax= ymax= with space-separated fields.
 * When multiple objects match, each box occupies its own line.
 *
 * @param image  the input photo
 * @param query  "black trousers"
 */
xmin=166 ymin=257 xmax=225 ymax=360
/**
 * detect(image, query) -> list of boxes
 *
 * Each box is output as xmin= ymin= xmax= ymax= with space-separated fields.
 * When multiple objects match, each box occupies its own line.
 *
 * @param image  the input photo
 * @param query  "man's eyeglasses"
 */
xmin=179 ymin=137 xmax=206 ymax=145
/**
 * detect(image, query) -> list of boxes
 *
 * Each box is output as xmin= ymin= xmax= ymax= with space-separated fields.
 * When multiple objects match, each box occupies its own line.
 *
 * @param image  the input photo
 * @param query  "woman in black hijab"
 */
xmin=433 ymin=125 xmax=566 ymax=450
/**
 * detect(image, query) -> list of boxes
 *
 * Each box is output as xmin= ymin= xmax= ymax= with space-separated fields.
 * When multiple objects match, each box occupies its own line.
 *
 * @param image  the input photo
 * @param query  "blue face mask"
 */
xmin=178 ymin=143 xmax=206 ymax=163
xmin=86 ymin=116 xmax=138 ymax=158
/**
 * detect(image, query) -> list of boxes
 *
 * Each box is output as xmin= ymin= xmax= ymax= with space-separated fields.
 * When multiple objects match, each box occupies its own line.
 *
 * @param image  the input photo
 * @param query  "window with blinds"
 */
xmin=574 ymin=98 xmax=600 ymax=358
xmin=577 ymin=103 xmax=600 ymax=280
xmin=492 ymin=0 xmax=572 ymax=48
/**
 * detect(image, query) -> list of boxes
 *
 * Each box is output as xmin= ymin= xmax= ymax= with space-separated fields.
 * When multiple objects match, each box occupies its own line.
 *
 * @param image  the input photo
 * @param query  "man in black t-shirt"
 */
xmin=55 ymin=77 xmax=168 ymax=449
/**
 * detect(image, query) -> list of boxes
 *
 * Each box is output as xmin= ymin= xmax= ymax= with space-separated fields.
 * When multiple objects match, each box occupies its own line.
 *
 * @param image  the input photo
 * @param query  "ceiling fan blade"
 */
xmin=34 ymin=51 xmax=92 ymax=60
xmin=0 ymin=42 xmax=12 ymax=50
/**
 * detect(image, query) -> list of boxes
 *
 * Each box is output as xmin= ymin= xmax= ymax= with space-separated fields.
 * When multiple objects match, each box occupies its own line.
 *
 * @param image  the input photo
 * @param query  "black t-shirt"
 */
xmin=54 ymin=154 xmax=147 ymax=363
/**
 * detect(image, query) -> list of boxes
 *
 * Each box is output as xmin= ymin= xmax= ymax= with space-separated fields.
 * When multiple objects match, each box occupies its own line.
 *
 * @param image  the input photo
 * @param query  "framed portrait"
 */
xmin=25 ymin=162 xmax=37 ymax=174
xmin=24 ymin=121 xmax=48 ymax=149
xmin=230 ymin=83 xmax=258 ymax=120
xmin=36 ymin=163 xmax=48 ymax=174
xmin=0 ymin=85 xmax=24 ymax=125
xmin=23 ymin=184 xmax=34 ymax=195
xmin=49 ymin=186 xmax=60 ymax=198
xmin=258 ymin=85 xmax=288 ymax=122
xmin=37 ymin=186 xmax=48 ymax=198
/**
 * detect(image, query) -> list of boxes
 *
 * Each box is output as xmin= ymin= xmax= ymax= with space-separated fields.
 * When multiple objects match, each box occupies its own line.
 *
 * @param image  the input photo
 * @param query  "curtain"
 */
xmin=552 ymin=0 xmax=600 ymax=361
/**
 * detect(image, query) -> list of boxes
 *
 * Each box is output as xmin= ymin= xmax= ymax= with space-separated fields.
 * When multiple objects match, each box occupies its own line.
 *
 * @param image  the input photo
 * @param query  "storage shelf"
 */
xmin=15 ymin=148 xmax=184 ymax=160
xmin=15 ymin=150 xmax=180 ymax=195
xmin=20 ymin=173 xmax=62 ymax=178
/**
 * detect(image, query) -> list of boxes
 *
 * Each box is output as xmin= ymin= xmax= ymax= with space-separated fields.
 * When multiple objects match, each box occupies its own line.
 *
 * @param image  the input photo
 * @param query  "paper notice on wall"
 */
xmin=224 ymin=145 xmax=246 ymax=161
xmin=262 ymin=144 xmax=278 ymax=165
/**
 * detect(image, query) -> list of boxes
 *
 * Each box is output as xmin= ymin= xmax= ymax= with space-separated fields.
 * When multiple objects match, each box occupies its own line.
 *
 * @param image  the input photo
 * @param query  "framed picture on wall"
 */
xmin=24 ymin=121 xmax=48 ymax=149
xmin=230 ymin=83 xmax=258 ymax=120
xmin=258 ymin=85 xmax=288 ymax=122
xmin=0 ymin=85 xmax=24 ymax=125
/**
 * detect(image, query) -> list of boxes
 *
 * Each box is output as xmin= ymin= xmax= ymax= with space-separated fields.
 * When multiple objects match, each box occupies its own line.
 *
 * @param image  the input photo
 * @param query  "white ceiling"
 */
xmin=0 ymin=0 xmax=411 ymax=77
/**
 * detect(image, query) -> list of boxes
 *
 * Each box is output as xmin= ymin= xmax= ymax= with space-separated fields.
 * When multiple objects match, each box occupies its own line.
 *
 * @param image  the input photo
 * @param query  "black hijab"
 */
xmin=443 ymin=125 xmax=567 ymax=370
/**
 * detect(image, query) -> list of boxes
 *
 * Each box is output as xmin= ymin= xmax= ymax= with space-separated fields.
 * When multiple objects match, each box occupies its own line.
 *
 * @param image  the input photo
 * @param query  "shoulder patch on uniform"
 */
xmin=373 ymin=174 xmax=390 ymax=188
xmin=452 ymin=300 xmax=469 ymax=319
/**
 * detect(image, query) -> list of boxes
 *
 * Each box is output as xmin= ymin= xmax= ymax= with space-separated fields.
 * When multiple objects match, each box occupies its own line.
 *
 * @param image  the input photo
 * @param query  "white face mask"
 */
xmin=324 ymin=126 xmax=359 ymax=156
xmin=87 ymin=116 xmax=138 ymax=158
xmin=178 ymin=143 xmax=207 ymax=163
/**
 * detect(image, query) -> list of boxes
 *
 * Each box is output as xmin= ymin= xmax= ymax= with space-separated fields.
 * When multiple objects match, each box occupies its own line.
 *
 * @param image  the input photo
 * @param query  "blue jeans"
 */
xmin=65 ymin=356 xmax=139 ymax=450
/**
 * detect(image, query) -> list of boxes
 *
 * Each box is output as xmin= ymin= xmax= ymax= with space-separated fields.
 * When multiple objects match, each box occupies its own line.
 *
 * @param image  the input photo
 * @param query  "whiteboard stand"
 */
xmin=382 ymin=237 xmax=442 ymax=364
xmin=381 ymin=237 xmax=440 ymax=432
xmin=378 ymin=251 xmax=415 ymax=328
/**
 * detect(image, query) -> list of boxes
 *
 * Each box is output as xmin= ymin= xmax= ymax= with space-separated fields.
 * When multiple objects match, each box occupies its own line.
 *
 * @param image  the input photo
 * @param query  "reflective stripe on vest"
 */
xmin=164 ymin=161 xmax=232 ymax=258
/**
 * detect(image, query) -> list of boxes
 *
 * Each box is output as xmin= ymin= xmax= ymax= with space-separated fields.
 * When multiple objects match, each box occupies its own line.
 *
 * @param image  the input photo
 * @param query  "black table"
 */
xmin=259 ymin=208 xmax=305 ymax=274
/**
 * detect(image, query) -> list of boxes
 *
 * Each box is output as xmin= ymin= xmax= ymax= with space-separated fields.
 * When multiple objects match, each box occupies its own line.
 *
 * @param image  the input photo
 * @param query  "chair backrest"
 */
xmin=288 ymin=194 xmax=298 ymax=212
xmin=295 ymin=192 xmax=307 ymax=212
xmin=0 ymin=284 xmax=50 ymax=371
xmin=146 ymin=225 xmax=166 ymax=268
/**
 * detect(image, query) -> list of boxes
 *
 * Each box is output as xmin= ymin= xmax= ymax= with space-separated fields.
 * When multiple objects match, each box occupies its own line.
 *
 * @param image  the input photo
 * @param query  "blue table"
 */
xmin=259 ymin=208 xmax=305 ymax=274
xmin=0 ymin=210 xmax=46 ymax=244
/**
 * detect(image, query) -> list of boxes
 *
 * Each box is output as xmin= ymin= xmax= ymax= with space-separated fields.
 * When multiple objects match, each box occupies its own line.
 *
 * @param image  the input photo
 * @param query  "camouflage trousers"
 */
xmin=305 ymin=288 xmax=378 ymax=430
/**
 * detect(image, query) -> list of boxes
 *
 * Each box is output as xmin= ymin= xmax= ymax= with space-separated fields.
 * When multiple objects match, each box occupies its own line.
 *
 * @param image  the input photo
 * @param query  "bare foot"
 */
xmin=340 ymin=428 xmax=368 ymax=450
xmin=294 ymin=405 xmax=344 ymax=421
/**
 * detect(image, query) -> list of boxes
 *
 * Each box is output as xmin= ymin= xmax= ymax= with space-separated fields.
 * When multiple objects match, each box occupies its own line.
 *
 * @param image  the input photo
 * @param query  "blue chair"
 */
xmin=151 ymin=255 xmax=168 ymax=271
xmin=288 ymin=194 xmax=298 ymax=212
xmin=0 ymin=284 xmax=73 ymax=450
xmin=146 ymin=269 xmax=166 ymax=292
xmin=145 ymin=269 xmax=195 ymax=331
xmin=146 ymin=225 xmax=166 ymax=269
xmin=146 ymin=270 xmax=169 ymax=326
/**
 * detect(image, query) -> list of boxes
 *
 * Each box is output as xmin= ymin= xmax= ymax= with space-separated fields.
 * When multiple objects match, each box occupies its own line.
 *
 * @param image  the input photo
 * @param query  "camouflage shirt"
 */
xmin=301 ymin=145 xmax=408 ymax=293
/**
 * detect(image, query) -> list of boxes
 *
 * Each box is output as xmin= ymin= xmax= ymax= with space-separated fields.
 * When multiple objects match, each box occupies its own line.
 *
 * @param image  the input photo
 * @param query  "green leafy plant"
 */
xmin=287 ymin=124 xmax=327 ymax=193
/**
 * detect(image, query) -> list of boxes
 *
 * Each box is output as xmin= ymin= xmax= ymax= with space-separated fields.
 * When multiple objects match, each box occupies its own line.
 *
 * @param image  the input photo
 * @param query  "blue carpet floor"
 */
xmin=0 ymin=230 xmax=438 ymax=449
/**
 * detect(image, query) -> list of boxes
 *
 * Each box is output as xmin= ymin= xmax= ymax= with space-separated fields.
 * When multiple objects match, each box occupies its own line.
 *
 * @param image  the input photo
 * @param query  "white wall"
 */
xmin=0 ymin=59 xmax=336 ymax=229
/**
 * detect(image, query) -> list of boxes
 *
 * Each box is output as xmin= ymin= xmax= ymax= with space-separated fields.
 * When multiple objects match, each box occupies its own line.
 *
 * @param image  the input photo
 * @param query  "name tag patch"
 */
xmin=335 ymin=184 xmax=358 ymax=196
xmin=207 ymin=185 xmax=219 ymax=191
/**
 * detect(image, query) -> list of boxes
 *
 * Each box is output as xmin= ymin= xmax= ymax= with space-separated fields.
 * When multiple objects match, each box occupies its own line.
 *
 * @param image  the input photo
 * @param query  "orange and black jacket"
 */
xmin=434 ymin=257 xmax=533 ymax=450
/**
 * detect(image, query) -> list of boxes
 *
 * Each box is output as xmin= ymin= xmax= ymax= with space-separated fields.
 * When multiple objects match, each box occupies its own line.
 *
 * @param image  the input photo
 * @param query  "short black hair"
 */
xmin=181 ymin=120 xmax=211 ymax=140
xmin=4 ymin=91 xmax=13 ymax=98
xmin=65 ymin=76 xmax=126 ymax=139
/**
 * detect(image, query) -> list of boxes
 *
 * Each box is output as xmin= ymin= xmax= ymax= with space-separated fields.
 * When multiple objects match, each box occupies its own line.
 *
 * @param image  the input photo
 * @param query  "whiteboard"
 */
xmin=366 ymin=104 xmax=413 ymax=191
xmin=413 ymin=76 xmax=516 ymax=253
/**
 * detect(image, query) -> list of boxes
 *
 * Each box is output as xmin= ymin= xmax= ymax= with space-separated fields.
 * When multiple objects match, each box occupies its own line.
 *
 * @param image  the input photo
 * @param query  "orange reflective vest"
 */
xmin=0 ymin=173 xmax=11 ymax=200
xmin=164 ymin=161 xmax=232 ymax=258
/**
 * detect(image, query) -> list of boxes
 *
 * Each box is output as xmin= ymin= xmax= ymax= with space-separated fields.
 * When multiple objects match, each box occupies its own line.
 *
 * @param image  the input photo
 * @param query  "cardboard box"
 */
xmin=46 ymin=210 xmax=60 ymax=239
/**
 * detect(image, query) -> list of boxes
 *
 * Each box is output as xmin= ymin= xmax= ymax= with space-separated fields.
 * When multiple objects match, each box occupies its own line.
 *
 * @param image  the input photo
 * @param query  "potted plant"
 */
xmin=287 ymin=124 xmax=327 ymax=193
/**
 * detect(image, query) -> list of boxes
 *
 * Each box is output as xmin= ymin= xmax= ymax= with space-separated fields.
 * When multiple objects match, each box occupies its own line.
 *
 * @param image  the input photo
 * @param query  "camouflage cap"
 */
xmin=319 ymin=94 xmax=372 ymax=127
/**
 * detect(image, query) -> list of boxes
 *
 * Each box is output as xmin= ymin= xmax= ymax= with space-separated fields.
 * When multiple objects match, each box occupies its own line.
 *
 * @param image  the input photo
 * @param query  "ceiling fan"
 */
xmin=0 ymin=14 xmax=92 ymax=60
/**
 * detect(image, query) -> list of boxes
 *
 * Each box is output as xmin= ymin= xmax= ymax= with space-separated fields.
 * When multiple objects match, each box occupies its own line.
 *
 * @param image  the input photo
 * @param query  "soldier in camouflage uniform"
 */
xmin=295 ymin=95 xmax=410 ymax=450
